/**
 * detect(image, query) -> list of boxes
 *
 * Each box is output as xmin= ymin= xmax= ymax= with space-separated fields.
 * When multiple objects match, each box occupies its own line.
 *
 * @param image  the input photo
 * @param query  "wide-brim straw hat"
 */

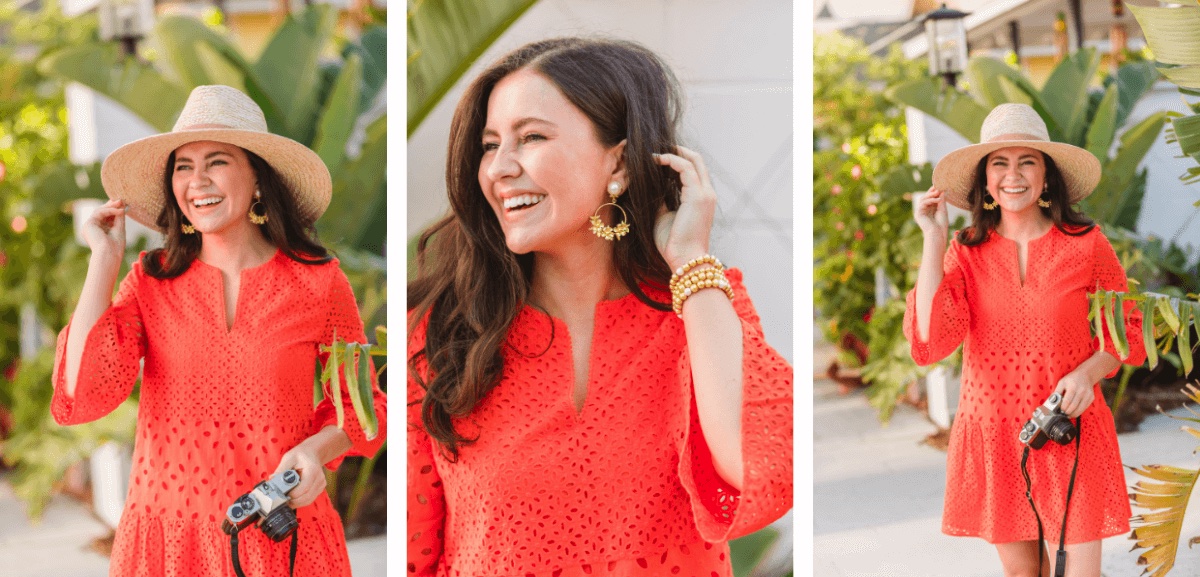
xmin=932 ymin=103 xmax=1101 ymax=210
xmin=100 ymin=85 xmax=332 ymax=230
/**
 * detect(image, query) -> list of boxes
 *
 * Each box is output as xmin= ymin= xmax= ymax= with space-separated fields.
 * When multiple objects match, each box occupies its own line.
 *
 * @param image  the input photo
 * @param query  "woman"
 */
xmin=906 ymin=103 xmax=1143 ymax=577
xmin=51 ymin=85 xmax=386 ymax=577
xmin=407 ymin=37 xmax=793 ymax=576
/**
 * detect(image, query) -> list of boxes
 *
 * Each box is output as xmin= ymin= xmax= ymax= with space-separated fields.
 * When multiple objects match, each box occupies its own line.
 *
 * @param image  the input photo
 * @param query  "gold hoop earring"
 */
xmin=181 ymin=222 xmax=196 ymax=234
xmin=1037 ymin=197 xmax=1052 ymax=208
xmin=982 ymin=195 xmax=998 ymax=210
xmin=589 ymin=187 xmax=630 ymax=241
xmin=248 ymin=189 xmax=269 ymax=225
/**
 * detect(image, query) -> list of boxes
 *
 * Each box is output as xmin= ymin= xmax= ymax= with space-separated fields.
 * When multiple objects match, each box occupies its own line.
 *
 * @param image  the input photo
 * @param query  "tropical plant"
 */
xmin=886 ymin=47 xmax=1166 ymax=231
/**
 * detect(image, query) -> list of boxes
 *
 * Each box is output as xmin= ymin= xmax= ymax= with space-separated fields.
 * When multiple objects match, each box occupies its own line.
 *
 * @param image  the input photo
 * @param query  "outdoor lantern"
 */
xmin=923 ymin=3 xmax=970 ymax=88
xmin=98 ymin=0 xmax=155 ymax=57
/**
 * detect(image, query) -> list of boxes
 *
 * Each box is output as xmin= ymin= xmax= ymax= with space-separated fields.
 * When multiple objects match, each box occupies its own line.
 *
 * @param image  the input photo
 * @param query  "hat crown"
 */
xmin=171 ymin=85 xmax=268 ymax=133
xmin=980 ymin=103 xmax=1049 ymax=143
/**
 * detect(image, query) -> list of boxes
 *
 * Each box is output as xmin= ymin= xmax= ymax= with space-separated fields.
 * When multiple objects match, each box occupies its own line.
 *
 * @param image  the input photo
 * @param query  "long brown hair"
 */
xmin=957 ymin=151 xmax=1095 ymax=246
xmin=408 ymin=37 xmax=685 ymax=459
xmin=142 ymin=148 xmax=331 ymax=278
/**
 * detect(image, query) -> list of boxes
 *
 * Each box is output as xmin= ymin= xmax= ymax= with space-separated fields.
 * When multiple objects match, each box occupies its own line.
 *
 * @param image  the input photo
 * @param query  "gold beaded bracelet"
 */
xmin=670 ymin=255 xmax=735 ymax=317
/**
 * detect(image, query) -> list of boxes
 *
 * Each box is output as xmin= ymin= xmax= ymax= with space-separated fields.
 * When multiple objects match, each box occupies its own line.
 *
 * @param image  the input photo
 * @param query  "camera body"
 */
xmin=1018 ymin=393 xmax=1078 ymax=449
xmin=221 ymin=469 xmax=301 ymax=542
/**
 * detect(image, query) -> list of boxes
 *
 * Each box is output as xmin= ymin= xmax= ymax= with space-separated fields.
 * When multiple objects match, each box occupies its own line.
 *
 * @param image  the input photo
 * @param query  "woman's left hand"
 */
xmin=273 ymin=445 xmax=327 ymax=509
xmin=653 ymin=146 xmax=717 ymax=270
xmin=1053 ymin=370 xmax=1096 ymax=418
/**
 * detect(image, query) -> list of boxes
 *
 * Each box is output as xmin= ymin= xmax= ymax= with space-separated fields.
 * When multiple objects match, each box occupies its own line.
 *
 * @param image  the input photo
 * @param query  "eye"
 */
xmin=482 ymin=141 xmax=499 ymax=152
xmin=175 ymin=164 xmax=192 ymax=172
xmin=521 ymin=133 xmax=546 ymax=144
xmin=210 ymin=159 xmax=227 ymax=166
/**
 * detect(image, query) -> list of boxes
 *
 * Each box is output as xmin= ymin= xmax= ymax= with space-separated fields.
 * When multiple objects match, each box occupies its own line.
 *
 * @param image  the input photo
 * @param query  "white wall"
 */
xmin=407 ymin=0 xmax=794 ymax=360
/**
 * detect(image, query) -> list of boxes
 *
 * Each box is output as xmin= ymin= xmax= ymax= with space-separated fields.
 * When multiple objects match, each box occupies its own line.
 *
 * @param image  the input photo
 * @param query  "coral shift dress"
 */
xmin=903 ymin=225 xmax=1142 ymax=544
xmin=50 ymin=251 xmax=387 ymax=577
xmin=407 ymin=269 xmax=793 ymax=576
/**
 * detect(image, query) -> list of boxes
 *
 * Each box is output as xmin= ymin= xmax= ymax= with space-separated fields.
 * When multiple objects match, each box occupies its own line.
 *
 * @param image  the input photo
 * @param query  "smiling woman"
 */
xmin=407 ymin=37 xmax=793 ymax=577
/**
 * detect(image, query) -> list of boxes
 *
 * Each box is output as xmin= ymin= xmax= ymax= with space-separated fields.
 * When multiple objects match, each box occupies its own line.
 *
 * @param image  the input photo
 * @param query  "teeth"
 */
xmin=502 ymin=194 xmax=545 ymax=209
xmin=193 ymin=197 xmax=223 ymax=207
xmin=1001 ymin=187 xmax=1027 ymax=193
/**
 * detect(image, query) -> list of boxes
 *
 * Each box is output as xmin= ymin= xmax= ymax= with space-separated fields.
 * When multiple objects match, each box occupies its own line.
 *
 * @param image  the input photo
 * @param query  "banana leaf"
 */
xmin=153 ymin=15 xmax=248 ymax=91
xmin=965 ymin=57 xmax=1037 ymax=110
xmin=250 ymin=4 xmax=338 ymax=143
xmin=1128 ymin=0 xmax=1200 ymax=69
xmin=1085 ymin=83 xmax=1119 ymax=162
xmin=1130 ymin=463 xmax=1200 ymax=577
xmin=1040 ymin=48 xmax=1100 ymax=145
xmin=1173 ymin=113 xmax=1200 ymax=166
xmin=1113 ymin=60 xmax=1162 ymax=129
xmin=884 ymin=77 xmax=989 ymax=142
xmin=407 ymin=0 xmax=540 ymax=136
xmin=313 ymin=52 xmax=364 ymax=171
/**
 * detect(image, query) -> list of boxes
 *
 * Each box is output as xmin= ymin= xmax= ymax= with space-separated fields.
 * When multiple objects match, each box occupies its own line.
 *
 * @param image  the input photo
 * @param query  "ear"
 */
xmin=606 ymin=139 xmax=628 ymax=192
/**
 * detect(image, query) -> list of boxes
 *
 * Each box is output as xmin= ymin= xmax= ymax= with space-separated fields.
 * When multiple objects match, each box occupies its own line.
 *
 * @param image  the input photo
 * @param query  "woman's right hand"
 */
xmin=83 ymin=199 xmax=127 ymax=260
xmin=915 ymin=187 xmax=949 ymax=244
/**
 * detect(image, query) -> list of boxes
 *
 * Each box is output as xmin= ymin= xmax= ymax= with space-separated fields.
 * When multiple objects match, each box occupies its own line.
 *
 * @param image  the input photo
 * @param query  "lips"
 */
xmin=1000 ymin=187 xmax=1028 ymax=194
xmin=502 ymin=193 xmax=545 ymax=211
xmin=192 ymin=197 xmax=224 ymax=208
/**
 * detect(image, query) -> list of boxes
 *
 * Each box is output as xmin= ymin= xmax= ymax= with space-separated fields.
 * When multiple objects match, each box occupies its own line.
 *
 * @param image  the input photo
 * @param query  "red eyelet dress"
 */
xmin=407 ymin=269 xmax=793 ymax=576
xmin=903 ymin=226 xmax=1142 ymax=544
xmin=50 ymin=251 xmax=387 ymax=577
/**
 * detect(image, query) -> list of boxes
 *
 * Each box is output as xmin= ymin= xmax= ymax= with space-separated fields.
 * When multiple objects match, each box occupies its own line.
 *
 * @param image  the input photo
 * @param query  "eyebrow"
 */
xmin=175 ymin=150 xmax=235 ymax=163
xmin=990 ymin=154 xmax=1040 ymax=162
xmin=481 ymin=116 xmax=554 ymax=138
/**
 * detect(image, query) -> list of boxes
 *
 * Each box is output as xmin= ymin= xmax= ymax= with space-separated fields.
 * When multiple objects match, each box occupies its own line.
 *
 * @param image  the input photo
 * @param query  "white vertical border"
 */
xmin=795 ymin=1 xmax=815 ymax=573
xmin=387 ymin=11 xmax=404 ymax=574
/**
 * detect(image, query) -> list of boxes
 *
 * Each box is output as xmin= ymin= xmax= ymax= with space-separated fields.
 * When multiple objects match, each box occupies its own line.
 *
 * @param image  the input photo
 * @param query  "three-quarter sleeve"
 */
xmin=675 ymin=269 xmax=793 ymax=542
xmin=51 ymin=261 xmax=147 ymax=425
xmin=406 ymin=313 xmax=445 ymax=575
xmin=1092 ymin=229 xmax=1145 ymax=377
xmin=904 ymin=240 xmax=970 ymax=365
xmin=313 ymin=264 xmax=387 ymax=469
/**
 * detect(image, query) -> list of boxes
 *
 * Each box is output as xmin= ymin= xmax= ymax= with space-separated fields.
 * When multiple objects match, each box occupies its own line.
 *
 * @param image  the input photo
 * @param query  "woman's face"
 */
xmin=984 ymin=146 xmax=1047 ymax=215
xmin=478 ymin=68 xmax=625 ymax=255
xmin=171 ymin=141 xmax=258 ymax=236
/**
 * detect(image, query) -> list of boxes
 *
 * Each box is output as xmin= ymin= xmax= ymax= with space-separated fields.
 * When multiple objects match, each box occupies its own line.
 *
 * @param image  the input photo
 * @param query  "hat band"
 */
xmin=178 ymin=122 xmax=255 ymax=132
xmin=986 ymin=132 xmax=1048 ymax=144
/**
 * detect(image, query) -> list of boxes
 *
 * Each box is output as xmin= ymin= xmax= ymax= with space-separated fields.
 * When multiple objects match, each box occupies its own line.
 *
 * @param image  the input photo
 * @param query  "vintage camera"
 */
xmin=1018 ymin=393 xmax=1078 ymax=449
xmin=221 ymin=469 xmax=301 ymax=541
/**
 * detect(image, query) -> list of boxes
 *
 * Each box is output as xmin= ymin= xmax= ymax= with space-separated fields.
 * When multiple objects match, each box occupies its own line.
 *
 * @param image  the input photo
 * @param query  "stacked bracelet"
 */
xmin=669 ymin=254 xmax=735 ymax=317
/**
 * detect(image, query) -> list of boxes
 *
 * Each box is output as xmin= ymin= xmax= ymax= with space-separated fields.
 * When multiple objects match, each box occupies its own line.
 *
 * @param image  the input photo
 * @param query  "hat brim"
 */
xmin=931 ymin=140 xmax=1101 ymax=210
xmin=100 ymin=128 xmax=332 ymax=231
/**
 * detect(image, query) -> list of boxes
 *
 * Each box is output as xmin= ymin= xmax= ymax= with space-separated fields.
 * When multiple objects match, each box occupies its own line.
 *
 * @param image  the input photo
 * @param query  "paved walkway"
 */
xmin=813 ymin=341 xmax=1200 ymax=577
xmin=0 ymin=473 xmax=385 ymax=575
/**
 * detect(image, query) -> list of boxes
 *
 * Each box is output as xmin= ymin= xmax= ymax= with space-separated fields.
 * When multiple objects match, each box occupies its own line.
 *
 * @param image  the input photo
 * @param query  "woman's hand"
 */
xmin=82 ymin=199 xmax=127 ymax=261
xmin=273 ymin=445 xmax=328 ymax=509
xmin=915 ymin=187 xmax=949 ymax=246
xmin=1053 ymin=370 xmax=1096 ymax=419
xmin=653 ymin=146 xmax=716 ymax=271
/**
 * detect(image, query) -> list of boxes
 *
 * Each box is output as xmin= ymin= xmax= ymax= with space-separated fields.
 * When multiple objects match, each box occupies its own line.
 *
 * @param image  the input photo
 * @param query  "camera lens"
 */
xmin=260 ymin=506 xmax=299 ymax=542
xmin=230 ymin=505 xmax=244 ymax=520
xmin=1046 ymin=418 xmax=1077 ymax=444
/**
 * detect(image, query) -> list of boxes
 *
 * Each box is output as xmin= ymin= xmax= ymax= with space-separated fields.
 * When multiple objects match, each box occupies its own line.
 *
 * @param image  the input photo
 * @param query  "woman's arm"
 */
xmin=64 ymin=199 xmax=128 ymax=397
xmin=1055 ymin=350 xmax=1121 ymax=418
xmin=913 ymin=188 xmax=950 ymax=342
xmin=272 ymin=425 xmax=353 ymax=508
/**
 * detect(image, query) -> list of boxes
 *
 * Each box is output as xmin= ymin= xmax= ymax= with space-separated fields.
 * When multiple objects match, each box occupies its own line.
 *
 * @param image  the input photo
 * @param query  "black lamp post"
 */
xmin=923 ymin=3 xmax=970 ymax=88
xmin=98 ymin=0 xmax=154 ymax=58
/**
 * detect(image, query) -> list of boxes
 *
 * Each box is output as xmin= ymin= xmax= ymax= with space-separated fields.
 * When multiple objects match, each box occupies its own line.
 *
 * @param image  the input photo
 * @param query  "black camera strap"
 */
xmin=228 ymin=524 xmax=298 ymax=577
xmin=1020 ymin=417 xmax=1081 ymax=577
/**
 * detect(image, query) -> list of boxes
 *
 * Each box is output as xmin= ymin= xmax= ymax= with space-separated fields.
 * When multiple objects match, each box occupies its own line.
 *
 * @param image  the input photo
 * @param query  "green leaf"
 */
xmin=320 ymin=113 xmax=387 ymax=253
xmin=344 ymin=342 xmax=379 ymax=441
xmin=1160 ymin=296 xmax=1182 ymax=333
xmin=1173 ymin=113 xmax=1200 ymax=165
xmin=1112 ymin=292 xmax=1130 ymax=359
xmin=884 ymin=78 xmax=990 ymax=142
xmin=1040 ymin=48 xmax=1100 ymax=144
xmin=407 ymin=0 xmax=540 ymax=137
xmin=1085 ymin=83 xmax=1119 ymax=162
xmin=251 ymin=4 xmax=338 ymax=142
xmin=1114 ymin=60 xmax=1161 ymax=128
xmin=1178 ymin=300 xmax=1193 ymax=376
xmin=1094 ymin=290 xmax=1106 ymax=351
xmin=1129 ymin=0 xmax=1200 ymax=68
xmin=153 ymin=15 xmax=249 ymax=91
xmin=1143 ymin=298 xmax=1159 ymax=369
xmin=966 ymin=57 xmax=1035 ymax=109
xmin=312 ymin=52 xmax=363 ymax=171
xmin=37 ymin=43 xmax=188 ymax=132
xmin=330 ymin=329 xmax=344 ymax=430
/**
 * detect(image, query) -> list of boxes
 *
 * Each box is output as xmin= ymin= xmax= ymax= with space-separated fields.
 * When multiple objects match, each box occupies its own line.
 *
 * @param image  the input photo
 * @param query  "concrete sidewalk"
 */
xmin=814 ymin=341 xmax=1200 ymax=577
xmin=0 ymin=475 xmax=386 ymax=575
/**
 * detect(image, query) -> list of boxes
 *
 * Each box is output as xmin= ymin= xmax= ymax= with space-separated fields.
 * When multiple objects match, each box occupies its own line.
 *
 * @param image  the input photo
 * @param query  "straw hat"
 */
xmin=100 ymin=85 xmax=332 ymax=230
xmin=931 ymin=103 xmax=1101 ymax=210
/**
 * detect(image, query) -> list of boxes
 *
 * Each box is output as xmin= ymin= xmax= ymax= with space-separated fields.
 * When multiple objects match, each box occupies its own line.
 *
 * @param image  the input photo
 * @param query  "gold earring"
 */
xmin=982 ymin=195 xmax=998 ymax=210
xmin=248 ymin=189 xmax=268 ymax=225
xmin=181 ymin=222 xmax=196 ymax=234
xmin=1037 ymin=197 xmax=1052 ymax=208
xmin=589 ymin=183 xmax=630 ymax=241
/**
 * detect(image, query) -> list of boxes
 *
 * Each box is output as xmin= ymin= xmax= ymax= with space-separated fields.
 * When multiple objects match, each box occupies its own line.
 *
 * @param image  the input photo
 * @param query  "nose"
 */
xmin=483 ymin=143 xmax=520 ymax=182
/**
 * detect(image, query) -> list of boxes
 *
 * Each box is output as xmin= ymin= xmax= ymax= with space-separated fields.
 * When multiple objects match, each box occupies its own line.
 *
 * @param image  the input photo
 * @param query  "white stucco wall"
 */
xmin=407 ymin=0 xmax=794 ymax=360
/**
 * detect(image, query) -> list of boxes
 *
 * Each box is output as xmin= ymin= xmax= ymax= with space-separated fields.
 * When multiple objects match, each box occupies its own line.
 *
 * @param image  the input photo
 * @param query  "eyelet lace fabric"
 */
xmin=50 ymin=251 xmax=387 ymax=577
xmin=407 ymin=269 xmax=793 ymax=576
xmin=903 ymin=226 xmax=1143 ymax=544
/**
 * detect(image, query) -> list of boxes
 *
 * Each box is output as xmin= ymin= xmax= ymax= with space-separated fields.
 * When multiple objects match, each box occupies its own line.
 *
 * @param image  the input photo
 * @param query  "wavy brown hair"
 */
xmin=142 ymin=148 xmax=332 ymax=278
xmin=408 ymin=37 xmax=685 ymax=460
xmin=957 ymin=150 xmax=1095 ymax=246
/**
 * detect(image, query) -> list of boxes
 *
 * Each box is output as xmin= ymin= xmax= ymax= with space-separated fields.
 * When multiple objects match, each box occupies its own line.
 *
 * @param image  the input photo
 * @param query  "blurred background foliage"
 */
xmin=0 ymin=0 xmax=387 ymax=537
